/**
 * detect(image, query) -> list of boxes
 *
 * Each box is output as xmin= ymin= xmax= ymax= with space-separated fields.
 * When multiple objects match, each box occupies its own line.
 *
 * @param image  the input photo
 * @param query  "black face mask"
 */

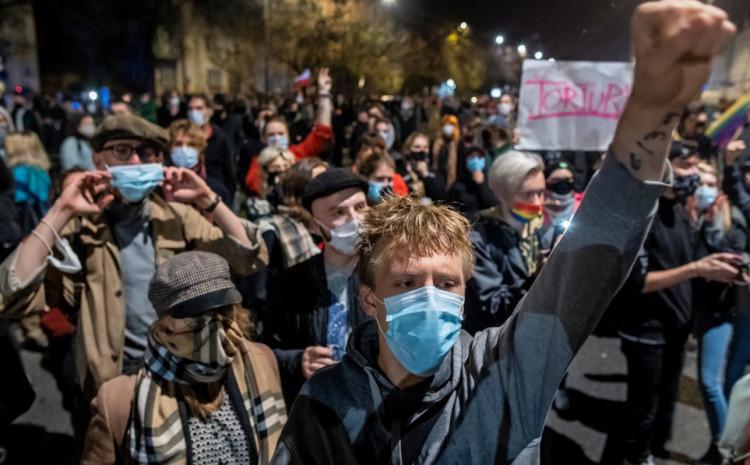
xmin=410 ymin=150 xmax=429 ymax=162
xmin=266 ymin=171 xmax=281 ymax=186
xmin=673 ymin=173 xmax=700 ymax=202
xmin=546 ymin=179 xmax=575 ymax=196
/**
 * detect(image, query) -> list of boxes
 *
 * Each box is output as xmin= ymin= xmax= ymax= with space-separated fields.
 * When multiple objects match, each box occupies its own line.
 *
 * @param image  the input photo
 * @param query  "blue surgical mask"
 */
xmin=375 ymin=286 xmax=464 ymax=376
xmin=171 ymin=146 xmax=200 ymax=168
xmin=368 ymin=181 xmax=384 ymax=202
xmin=696 ymin=185 xmax=718 ymax=211
xmin=108 ymin=163 xmax=164 ymax=203
xmin=267 ymin=134 xmax=289 ymax=150
xmin=188 ymin=109 xmax=205 ymax=126
xmin=466 ymin=156 xmax=486 ymax=173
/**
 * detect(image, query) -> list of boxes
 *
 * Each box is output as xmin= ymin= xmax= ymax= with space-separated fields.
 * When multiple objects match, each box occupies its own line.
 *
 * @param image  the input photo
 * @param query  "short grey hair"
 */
xmin=488 ymin=150 xmax=545 ymax=204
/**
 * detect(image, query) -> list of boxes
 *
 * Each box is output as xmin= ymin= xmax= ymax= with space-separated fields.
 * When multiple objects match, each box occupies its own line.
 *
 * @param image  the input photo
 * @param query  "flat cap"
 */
xmin=90 ymin=114 xmax=169 ymax=152
xmin=148 ymin=251 xmax=242 ymax=319
xmin=302 ymin=167 xmax=368 ymax=212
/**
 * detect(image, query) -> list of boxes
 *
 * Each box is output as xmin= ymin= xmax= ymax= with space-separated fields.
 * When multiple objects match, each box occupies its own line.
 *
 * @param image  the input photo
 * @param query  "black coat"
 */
xmin=204 ymin=124 xmax=236 ymax=198
xmin=261 ymin=253 xmax=370 ymax=407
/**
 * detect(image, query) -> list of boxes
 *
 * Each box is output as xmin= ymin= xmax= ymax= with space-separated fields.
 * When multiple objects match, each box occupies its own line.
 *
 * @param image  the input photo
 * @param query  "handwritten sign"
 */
xmin=517 ymin=60 xmax=633 ymax=151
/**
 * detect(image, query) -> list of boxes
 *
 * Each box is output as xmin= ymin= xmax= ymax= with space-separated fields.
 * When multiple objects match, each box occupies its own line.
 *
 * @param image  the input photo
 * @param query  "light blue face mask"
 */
xmin=107 ymin=163 xmax=165 ymax=203
xmin=368 ymin=181 xmax=384 ymax=203
xmin=171 ymin=146 xmax=200 ymax=168
xmin=696 ymin=185 xmax=718 ymax=212
xmin=375 ymin=286 xmax=464 ymax=376
xmin=267 ymin=134 xmax=289 ymax=150
xmin=466 ymin=156 xmax=486 ymax=173
xmin=187 ymin=109 xmax=205 ymax=126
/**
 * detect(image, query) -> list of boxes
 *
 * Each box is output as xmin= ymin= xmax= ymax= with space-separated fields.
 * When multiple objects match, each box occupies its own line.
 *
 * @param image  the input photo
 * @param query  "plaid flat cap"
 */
xmin=90 ymin=113 xmax=169 ymax=152
xmin=148 ymin=251 xmax=242 ymax=319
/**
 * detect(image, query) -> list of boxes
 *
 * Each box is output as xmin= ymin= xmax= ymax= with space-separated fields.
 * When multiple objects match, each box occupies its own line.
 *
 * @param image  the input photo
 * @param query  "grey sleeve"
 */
xmin=471 ymin=154 xmax=670 ymax=455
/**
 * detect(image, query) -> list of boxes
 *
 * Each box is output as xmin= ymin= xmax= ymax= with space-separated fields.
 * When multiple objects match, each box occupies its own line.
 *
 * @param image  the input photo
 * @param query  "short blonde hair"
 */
xmin=168 ymin=119 xmax=207 ymax=152
xmin=5 ymin=132 xmax=50 ymax=170
xmin=357 ymin=196 xmax=474 ymax=287
xmin=258 ymin=146 xmax=295 ymax=169
xmin=488 ymin=150 xmax=544 ymax=204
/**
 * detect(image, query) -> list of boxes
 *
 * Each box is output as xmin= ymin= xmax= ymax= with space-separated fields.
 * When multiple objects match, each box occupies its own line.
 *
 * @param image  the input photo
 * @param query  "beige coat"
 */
xmin=81 ymin=341 xmax=283 ymax=465
xmin=0 ymin=195 xmax=267 ymax=399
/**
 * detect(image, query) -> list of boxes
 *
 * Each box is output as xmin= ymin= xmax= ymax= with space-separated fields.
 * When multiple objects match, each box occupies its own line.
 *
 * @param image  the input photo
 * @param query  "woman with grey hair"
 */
xmin=463 ymin=150 xmax=549 ymax=333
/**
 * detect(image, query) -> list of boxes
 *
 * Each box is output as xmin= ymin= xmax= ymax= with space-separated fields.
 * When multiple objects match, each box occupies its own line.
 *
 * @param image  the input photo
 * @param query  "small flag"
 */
xmin=706 ymin=93 xmax=750 ymax=150
xmin=294 ymin=69 xmax=312 ymax=88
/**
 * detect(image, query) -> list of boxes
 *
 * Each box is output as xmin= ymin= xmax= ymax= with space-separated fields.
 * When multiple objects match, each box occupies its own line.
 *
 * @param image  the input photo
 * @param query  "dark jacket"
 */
xmin=271 ymin=156 xmax=669 ymax=465
xmin=262 ymin=253 xmax=370 ymax=407
xmin=205 ymin=124 xmax=236 ymax=199
xmin=617 ymin=198 xmax=696 ymax=343
xmin=465 ymin=211 xmax=548 ymax=334
xmin=693 ymin=206 xmax=747 ymax=335
xmin=447 ymin=178 xmax=497 ymax=222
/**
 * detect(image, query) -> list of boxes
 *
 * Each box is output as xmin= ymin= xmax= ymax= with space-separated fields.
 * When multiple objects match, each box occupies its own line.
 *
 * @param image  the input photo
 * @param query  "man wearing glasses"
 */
xmin=0 ymin=113 xmax=268 ymax=444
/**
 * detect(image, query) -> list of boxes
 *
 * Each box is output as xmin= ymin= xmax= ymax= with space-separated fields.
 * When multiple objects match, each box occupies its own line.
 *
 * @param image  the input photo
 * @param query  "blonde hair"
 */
xmin=5 ymin=132 xmax=50 ymax=170
xmin=697 ymin=161 xmax=732 ymax=232
xmin=258 ymin=146 xmax=295 ymax=169
xmin=357 ymin=196 xmax=474 ymax=288
xmin=168 ymin=119 xmax=208 ymax=153
xmin=488 ymin=150 xmax=544 ymax=206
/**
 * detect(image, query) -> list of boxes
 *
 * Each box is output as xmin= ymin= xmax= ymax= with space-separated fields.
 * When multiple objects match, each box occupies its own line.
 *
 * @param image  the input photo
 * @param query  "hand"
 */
xmin=414 ymin=161 xmax=430 ymax=178
xmin=162 ymin=167 xmax=214 ymax=208
xmin=471 ymin=170 xmax=485 ymax=185
xmin=725 ymin=140 xmax=746 ymax=166
xmin=318 ymin=67 xmax=332 ymax=95
xmin=694 ymin=252 xmax=742 ymax=283
xmin=301 ymin=346 xmax=336 ymax=379
xmin=629 ymin=1 xmax=735 ymax=110
xmin=57 ymin=171 xmax=114 ymax=219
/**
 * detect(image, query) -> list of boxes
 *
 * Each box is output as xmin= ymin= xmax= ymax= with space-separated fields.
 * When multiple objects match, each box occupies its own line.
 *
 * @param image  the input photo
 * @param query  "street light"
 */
xmin=446 ymin=78 xmax=456 ymax=89
xmin=88 ymin=90 xmax=98 ymax=101
xmin=534 ymin=51 xmax=543 ymax=60
xmin=548 ymin=57 xmax=556 ymax=63
xmin=490 ymin=87 xmax=502 ymax=99
xmin=459 ymin=22 xmax=468 ymax=31
xmin=495 ymin=35 xmax=504 ymax=45
xmin=383 ymin=0 xmax=396 ymax=4
xmin=517 ymin=44 xmax=527 ymax=56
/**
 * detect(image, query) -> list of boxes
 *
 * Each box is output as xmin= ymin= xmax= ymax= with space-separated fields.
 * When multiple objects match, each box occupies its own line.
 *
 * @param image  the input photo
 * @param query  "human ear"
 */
xmin=359 ymin=284 xmax=378 ymax=318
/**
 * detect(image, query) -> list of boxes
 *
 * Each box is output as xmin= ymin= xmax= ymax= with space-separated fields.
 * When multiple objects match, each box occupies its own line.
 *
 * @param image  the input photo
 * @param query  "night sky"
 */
xmin=397 ymin=0 xmax=644 ymax=61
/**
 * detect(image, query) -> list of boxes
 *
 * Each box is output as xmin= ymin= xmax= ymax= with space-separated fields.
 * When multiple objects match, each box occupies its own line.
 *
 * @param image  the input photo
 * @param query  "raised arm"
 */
xmin=455 ymin=3 xmax=736 ymax=461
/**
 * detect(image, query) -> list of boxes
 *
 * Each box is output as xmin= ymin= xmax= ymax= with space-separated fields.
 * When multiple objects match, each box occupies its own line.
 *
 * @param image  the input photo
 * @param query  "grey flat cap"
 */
xmin=90 ymin=113 xmax=169 ymax=152
xmin=148 ymin=251 xmax=242 ymax=319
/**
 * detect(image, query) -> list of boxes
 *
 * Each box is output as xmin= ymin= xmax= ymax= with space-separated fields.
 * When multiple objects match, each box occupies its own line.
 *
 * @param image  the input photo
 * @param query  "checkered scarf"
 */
xmin=129 ymin=317 xmax=286 ymax=464
xmin=259 ymin=214 xmax=320 ymax=270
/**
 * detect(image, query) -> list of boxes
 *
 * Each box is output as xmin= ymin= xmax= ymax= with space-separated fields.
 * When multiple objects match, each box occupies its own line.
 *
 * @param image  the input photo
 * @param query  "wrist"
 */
xmin=692 ymin=261 xmax=702 ymax=279
xmin=195 ymin=190 xmax=217 ymax=210
xmin=47 ymin=202 xmax=74 ymax=232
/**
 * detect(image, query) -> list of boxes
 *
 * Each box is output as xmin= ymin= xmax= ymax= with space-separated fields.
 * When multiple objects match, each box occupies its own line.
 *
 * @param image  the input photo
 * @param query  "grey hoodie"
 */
xmin=272 ymin=155 xmax=670 ymax=465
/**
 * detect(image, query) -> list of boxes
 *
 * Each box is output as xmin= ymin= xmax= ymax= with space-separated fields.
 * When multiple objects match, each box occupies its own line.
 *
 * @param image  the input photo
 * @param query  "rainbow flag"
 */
xmin=706 ymin=93 xmax=750 ymax=149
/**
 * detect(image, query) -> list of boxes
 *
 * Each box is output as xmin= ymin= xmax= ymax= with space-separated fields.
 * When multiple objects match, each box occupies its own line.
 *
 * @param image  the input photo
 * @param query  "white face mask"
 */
xmin=79 ymin=124 xmax=96 ymax=138
xmin=442 ymin=124 xmax=454 ymax=137
xmin=498 ymin=102 xmax=514 ymax=116
xmin=49 ymin=237 xmax=83 ymax=274
xmin=188 ymin=109 xmax=205 ymax=126
xmin=319 ymin=219 xmax=360 ymax=256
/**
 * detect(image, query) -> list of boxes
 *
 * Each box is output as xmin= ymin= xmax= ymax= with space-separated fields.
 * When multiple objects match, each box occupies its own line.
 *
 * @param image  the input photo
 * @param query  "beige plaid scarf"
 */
xmin=129 ymin=316 xmax=286 ymax=464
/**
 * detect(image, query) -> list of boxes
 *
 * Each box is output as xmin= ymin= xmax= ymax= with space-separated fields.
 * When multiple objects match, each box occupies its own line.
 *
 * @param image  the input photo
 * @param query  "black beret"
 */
xmin=302 ymin=168 xmax=368 ymax=212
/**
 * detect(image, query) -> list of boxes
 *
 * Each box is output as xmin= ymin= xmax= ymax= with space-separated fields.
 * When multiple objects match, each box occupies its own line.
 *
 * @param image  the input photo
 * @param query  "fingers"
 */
xmin=712 ymin=252 xmax=742 ymax=265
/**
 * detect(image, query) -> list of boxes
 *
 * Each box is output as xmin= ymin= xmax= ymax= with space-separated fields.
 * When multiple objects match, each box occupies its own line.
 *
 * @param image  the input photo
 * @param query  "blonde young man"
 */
xmin=271 ymin=2 xmax=736 ymax=464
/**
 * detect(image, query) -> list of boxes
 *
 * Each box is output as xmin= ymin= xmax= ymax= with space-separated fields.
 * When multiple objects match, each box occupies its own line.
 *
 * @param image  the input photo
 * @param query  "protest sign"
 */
xmin=516 ymin=60 xmax=633 ymax=151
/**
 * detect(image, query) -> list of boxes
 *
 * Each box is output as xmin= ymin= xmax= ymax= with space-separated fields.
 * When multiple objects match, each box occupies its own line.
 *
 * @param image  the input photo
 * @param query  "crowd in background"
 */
xmin=0 ymin=23 xmax=750 ymax=464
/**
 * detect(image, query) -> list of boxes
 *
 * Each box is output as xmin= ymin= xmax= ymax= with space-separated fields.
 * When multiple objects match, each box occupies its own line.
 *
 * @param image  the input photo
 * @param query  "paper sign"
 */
xmin=516 ymin=60 xmax=634 ymax=151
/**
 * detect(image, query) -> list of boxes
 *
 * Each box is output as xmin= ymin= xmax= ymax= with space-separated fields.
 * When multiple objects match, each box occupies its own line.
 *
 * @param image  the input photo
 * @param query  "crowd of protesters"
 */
xmin=0 ymin=2 xmax=749 ymax=465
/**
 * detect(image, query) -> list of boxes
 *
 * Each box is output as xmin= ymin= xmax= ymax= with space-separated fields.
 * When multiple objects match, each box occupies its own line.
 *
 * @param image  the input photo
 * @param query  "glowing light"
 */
xmin=548 ymin=57 xmax=556 ymax=63
xmin=490 ymin=87 xmax=502 ymax=99
xmin=446 ymin=78 xmax=456 ymax=89
xmin=470 ymin=96 xmax=478 ymax=104
xmin=459 ymin=22 xmax=468 ymax=30
xmin=517 ymin=44 xmax=527 ymax=56
xmin=534 ymin=51 xmax=543 ymax=60
xmin=88 ymin=91 xmax=98 ymax=101
xmin=495 ymin=35 xmax=504 ymax=45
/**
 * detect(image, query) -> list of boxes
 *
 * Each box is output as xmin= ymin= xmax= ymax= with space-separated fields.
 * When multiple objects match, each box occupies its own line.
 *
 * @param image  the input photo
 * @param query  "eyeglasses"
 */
xmin=102 ymin=143 xmax=159 ymax=162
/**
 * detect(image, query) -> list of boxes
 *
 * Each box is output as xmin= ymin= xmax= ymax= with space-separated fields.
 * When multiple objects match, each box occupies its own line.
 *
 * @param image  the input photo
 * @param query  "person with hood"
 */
xmin=618 ymin=140 xmax=745 ymax=465
xmin=0 ymin=113 xmax=268 ymax=445
xmin=401 ymin=131 xmax=446 ymax=204
xmin=59 ymin=114 xmax=96 ymax=173
xmin=82 ymin=251 xmax=285 ymax=465
xmin=269 ymin=4 xmax=735 ymax=464
xmin=447 ymin=145 xmax=497 ymax=222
